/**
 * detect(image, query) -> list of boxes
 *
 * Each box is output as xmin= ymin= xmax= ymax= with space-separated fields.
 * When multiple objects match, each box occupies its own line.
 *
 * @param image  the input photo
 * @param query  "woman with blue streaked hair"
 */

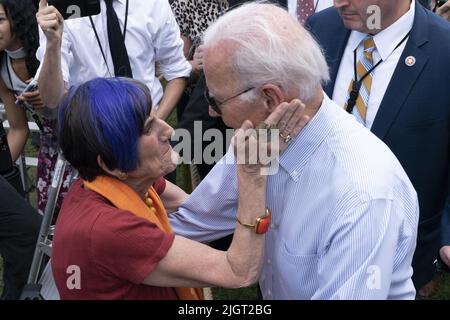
xmin=53 ymin=77 xmax=307 ymax=300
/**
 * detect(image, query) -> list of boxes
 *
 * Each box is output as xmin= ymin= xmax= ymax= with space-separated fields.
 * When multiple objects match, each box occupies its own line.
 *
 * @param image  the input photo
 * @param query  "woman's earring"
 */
xmin=118 ymin=171 xmax=128 ymax=180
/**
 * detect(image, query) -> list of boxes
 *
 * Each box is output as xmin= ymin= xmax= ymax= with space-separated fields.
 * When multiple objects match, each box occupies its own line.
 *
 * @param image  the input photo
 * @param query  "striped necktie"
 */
xmin=345 ymin=36 xmax=376 ymax=124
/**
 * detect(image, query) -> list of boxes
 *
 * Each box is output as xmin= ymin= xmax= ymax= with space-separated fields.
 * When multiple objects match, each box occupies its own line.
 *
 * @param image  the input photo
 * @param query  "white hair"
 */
xmin=203 ymin=1 xmax=330 ymax=101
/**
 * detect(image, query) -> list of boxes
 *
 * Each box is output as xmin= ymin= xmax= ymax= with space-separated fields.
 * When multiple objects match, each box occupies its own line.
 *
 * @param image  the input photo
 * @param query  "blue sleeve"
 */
xmin=169 ymin=149 xmax=239 ymax=243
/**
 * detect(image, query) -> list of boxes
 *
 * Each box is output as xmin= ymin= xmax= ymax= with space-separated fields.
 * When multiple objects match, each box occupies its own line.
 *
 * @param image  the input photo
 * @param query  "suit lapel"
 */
xmin=324 ymin=30 xmax=350 ymax=96
xmin=371 ymin=3 xmax=430 ymax=139
xmin=322 ymin=13 xmax=351 ymax=97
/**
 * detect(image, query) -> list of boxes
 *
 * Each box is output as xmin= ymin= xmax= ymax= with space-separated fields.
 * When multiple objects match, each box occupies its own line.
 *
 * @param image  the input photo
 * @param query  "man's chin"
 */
xmin=224 ymin=119 xmax=239 ymax=130
xmin=342 ymin=19 xmax=365 ymax=32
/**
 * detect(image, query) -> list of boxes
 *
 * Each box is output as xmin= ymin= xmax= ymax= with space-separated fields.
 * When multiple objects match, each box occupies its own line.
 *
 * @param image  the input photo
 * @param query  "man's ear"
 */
xmin=97 ymin=155 xmax=121 ymax=179
xmin=261 ymin=84 xmax=284 ymax=113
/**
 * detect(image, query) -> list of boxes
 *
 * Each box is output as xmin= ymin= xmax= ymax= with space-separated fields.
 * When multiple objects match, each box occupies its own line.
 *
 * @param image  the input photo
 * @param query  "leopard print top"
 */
xmin=171 ymin=0 xmax=228 ymax=47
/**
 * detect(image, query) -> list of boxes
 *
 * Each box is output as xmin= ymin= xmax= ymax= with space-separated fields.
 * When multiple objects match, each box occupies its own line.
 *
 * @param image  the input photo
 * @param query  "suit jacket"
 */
xmin=418 ymin=0 xmax=430 ymax=8
xmin=306 ymin=1 xmax=450 ymax=288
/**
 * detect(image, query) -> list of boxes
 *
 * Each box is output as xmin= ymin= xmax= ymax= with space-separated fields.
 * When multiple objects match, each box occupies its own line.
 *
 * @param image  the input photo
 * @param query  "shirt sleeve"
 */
xmin=90 ymin=209 xmax=175 ymax=284
xmin=35 ymin=24 xmax=72 ymax=85
xmin=312 ymin=198 xmax=418 ymax=300
xmin=153 ymin=0 xmax=192 ymax=81
xmin=169 ymin=148 xmax=238 ymax=243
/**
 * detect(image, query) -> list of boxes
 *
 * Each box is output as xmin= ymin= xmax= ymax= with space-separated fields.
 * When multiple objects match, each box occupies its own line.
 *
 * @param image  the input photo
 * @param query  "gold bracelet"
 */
xmin=236 ymin=218 xmax=256 ymax=229
xmin=236 ymin=208 xmax=271 ymax=234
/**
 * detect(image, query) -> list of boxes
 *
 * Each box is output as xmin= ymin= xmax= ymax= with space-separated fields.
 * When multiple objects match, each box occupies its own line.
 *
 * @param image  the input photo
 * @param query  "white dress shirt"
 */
xmin=288 ymin=0 xmax=334 ymax=19
xmin=170 ymin=94 xmax=419 ymax=299
xmin=36 ymin=0 xmax=191 ymax=107
xmin=332 ymin=1 xmax=415 ymax=129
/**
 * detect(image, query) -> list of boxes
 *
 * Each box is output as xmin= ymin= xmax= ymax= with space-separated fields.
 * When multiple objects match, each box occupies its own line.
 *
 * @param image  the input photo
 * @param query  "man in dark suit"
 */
xmin=419 ymin=0 xmax=431 ymax=8
xmin=306 ymin=0 xmax=450 ymax=294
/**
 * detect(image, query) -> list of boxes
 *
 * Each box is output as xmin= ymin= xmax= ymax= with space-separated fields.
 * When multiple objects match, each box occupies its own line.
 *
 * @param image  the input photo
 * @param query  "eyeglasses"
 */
xmin=204 ymin=86 xmax=255 ymax=115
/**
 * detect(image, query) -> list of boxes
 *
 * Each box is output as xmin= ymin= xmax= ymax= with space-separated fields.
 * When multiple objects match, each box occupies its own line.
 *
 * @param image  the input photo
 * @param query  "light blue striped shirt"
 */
xmin=170 ymin=94 xmax=419 ymax=300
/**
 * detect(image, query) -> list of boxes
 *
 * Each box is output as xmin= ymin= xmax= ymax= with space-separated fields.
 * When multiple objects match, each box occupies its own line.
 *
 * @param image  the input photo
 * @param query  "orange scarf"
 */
xmin=84 ymin=176 xmax=203 ymax=300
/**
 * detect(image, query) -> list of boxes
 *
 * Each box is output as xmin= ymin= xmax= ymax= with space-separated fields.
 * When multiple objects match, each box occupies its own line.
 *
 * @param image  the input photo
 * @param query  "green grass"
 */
xmin=425 ymin=273 xmax=450 ymax=300
xmin=213 ymin=285 xmax=258 ymax=300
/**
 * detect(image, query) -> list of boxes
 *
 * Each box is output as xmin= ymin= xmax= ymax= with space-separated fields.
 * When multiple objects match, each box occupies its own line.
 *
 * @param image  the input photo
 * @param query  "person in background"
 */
xmin=171 ymin=0 xmax=289 ymax=254
xmin=36 ymin=0 xmax=191 ymax=121
xmin=0 ymin=0 xmax=72 ymax=215
xmin=291 ymin=0 xmax=430 ymax=26
xmin=430 ymin=0 xmax=450 ymax=293
xmin=0 ymin=0 xmax=43 ymax=300
xmin=432 ymin=0 xmax=450 ymax=21
xmin=170 ymin=0 xmax=227 ymax=119
xmin=0 ymin=0 xmax=41 ymax=163
xmin=288 ymin=0 xmax=333 ymax=24
xmin=419 ymin=0 xmax=431 ymax=8
xmin=0 ymin=175 xmax=42 ymax=300
xmin=174 ymin=0 xmax=289 ymax=181
xmin=33 ymin=0 xmax=192 ymax=215
xmin=306 ymin=0 xmax=450 ymax=297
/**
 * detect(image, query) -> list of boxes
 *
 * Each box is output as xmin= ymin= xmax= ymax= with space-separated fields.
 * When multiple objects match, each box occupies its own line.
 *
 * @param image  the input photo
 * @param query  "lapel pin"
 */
xmin=405 ymin=56 xmax=416 ymax=67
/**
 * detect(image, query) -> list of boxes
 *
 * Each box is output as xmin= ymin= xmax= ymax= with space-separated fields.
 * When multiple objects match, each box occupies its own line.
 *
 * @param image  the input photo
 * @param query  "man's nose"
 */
xmin=208 ymin=106 xmax=220 ymax=118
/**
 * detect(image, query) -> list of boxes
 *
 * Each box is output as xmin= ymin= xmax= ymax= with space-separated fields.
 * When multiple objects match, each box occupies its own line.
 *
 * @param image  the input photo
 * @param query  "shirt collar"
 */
xmin=278 ymin=93 xmax=336 ymax=181
xmin=347 ymin=0 xmax=415 ymax=61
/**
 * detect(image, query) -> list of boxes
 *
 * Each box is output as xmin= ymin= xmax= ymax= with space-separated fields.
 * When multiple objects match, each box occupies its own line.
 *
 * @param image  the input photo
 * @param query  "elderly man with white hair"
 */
xmin=170 ymin=2 xmax=419 ymax=300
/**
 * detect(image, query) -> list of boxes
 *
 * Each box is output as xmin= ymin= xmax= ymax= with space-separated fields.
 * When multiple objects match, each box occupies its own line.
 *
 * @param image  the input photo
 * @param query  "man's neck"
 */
xmin=303 ymin=88 xmax=324 ymax=119
xmin=371 ymin=0 xmax=412 ymax=35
